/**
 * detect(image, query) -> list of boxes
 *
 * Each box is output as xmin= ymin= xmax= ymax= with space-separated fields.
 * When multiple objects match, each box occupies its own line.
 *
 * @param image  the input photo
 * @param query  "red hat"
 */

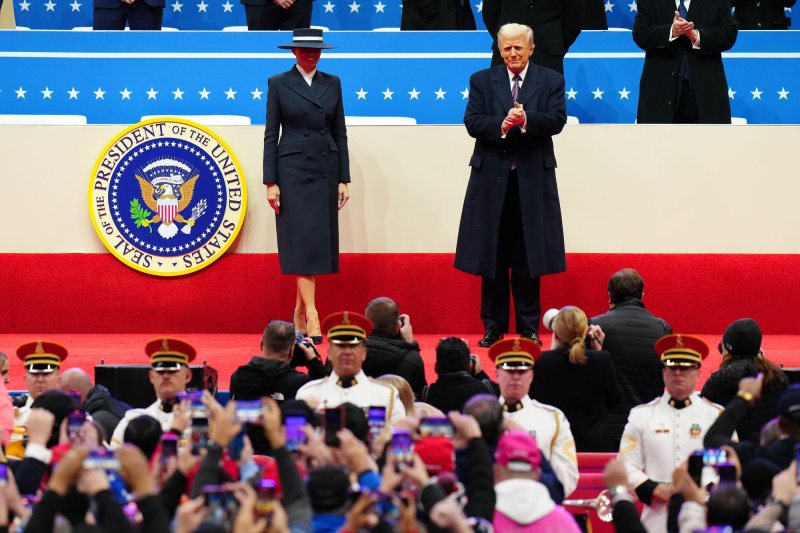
xmin=145 ymin=337 xmax=196 ymax=371
xmin=655 ymin=334 xmax=708 ymax=367
xmin=16 ymin=340 xmax=68 ymax=373
xmin=495 ymin=430 xmax=542 ymax=472
xmin=322 ymin=311 xmax=373 ymax=345
xmin=415 ymin=436 xmax=455 ymax=475
xmin=489 ymin=338 xmax=541 ymax=369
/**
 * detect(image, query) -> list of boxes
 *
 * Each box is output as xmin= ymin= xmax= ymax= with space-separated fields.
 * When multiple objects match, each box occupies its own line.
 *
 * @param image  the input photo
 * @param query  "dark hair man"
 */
xmin=362 ymin=297 xmax=426 ymax=398
xmin=422 ymin=337 xmax=496 ymax=413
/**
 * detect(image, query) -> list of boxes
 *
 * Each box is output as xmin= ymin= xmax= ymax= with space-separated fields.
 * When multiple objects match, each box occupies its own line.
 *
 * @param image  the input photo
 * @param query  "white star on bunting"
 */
xmin=44 ymin=0 xmax=56 ymax=10
xmin=15 ymin=86 xmax=27 ymax=99
xmin=348 ymin=0 xmax=360 ymax=11
xmin=120 ymin=87 xmax=132 ymax=100
xmin=382 ymin=87 xmax=394 ymax=99
xmin=618 ymin=87 xmax=631 ymax=99
xmin=604 ymin=0 xmax=614 ymax=11
xmin=171 ymin=0 xmax=182 ymax=11
xmin=374 ymin=1 xmax=385 ymax=11
xmin=69 ymin=0 xmax=81 ymax=10
xmin=475 ymin=0 xmax=482 ymax=11
xmin=750 ymin=87 xmax=763 ymax=100
xmin=94 ymin=87 xmax=106 ymax=99
xmin=408 ymin=88 xmax=420 ymax=100
xmin=146 ymin=87 xmax=158 ymax=100
xmin=434 ymin=87 xmax=446 ymax=100
xmin=197 ymin=0 xmax=207 ymax=11
xmin=592 ymin=87 xmax=604 ymax=99
xmin=199 ymin=87 xmax=211 ymax=99
xmin=67 ymin=87 xmax=79 ymax=99
xmin=225 ymin=87 xmax=237 ymax=100
xmin=323 ymin=1 xmax=334 ymax=11
xmin=222 ymin=0 xmax=233 ymax=11
xmin=778 ymin=87 xmax=789 ymax=100
xmin=173 ymin=87 xmax=184 ymax=99
xmin=356 ymin=88 xmax=368 ymax=100
xmin=41 ymin=87 xmax=53 ymax=99
xmin=728 ymin=87 xmax=735 ymax=99
xmin=251 ymin=87 xmax=263 ymax=99
xmin=461 ymin=87 xmax=469 ymax=99
xmin=18 ymin=0 xmax=30 ymax=10
xmin=566 ymin=87 xmax=577 ymax=100
xmin=628 ymin=1 xmax=636 ymax=11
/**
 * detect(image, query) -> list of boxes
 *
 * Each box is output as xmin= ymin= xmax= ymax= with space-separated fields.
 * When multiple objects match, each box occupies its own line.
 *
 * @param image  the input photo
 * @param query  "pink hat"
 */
xmin=495 ymin=431 xmax=542 ymax=472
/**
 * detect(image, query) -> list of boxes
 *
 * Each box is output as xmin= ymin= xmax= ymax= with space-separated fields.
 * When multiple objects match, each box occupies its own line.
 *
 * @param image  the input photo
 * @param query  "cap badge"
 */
xmin=676 ymin=335 xmax=684 ymax=348
xmin=342 ymin=311 xmax=351 ymax=325
xmin=162 ymin=338 xmax=170 ymax=351
xmin=34 ymin=341 xmax=44 ymax=354
xmin=512 ymin=339 xmax=521 ymax=351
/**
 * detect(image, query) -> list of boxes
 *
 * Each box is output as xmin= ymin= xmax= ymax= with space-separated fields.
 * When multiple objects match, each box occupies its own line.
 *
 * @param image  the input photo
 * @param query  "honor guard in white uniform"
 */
xmin=111 ymin=337 xmax=196 ymax=447
xmin=619 ymin=334 xmax=725 ymax=533
xmin=491 ymin=337 xmax=579 ymax=497
xmin=296 ymin=311 xmax=406 ymax=424
xmin=14 ymin=340 xmax=67 ymax=428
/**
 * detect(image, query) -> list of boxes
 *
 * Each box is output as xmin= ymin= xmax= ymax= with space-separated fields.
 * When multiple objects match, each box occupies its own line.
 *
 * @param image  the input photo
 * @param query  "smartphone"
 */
xmin=794 ymin=443 xmax=800 ymax=483
xmin=390 ymin=429 xmax=414 ymax=471
xmin=419 ymin=417 xmax=454 ymax=438
xmin=203 ymin=485 xmax=237 ymax=529
xmin=177 ymin=391 xmax=206 ymax=416
xmin=160 ymin=434 xmax=179 ymax=466
xmin=236 ymin=400 xmax=263 ymax=424
xmin=688 ymin=451 xmax=704 ymax=486
xmin=717 ymin=463 xmax=737 ymax=485
xmin=285 ymin=416 xmax=307 ymax=452
xmin=191 ymin=416 xmax=210 ymax=455
xmin=228 ymin=430 xmax=246 ymax=461
xmin=367 ymin=406 xmax=387 ymax=442
xmin=323 ymin=406 xmax=346 ymax=447
xmin=702 ymin=448 xmax=728 ymax=466
xmin=255 ymin=478 xmax=277 ymax=519
xmin=67 ymin=410 xmax=87 ymax=443
xmin=83 ymin=448 xmax=120 ymax=470
xmin=375 ymin=492 xmax=401 ymax=526
xmin=0 ymin=463 xmax=7 ymax=487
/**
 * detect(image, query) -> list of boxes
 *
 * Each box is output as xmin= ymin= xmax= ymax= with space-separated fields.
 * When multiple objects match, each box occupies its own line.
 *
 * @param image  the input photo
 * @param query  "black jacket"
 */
xmin=83 ymin=385 xmax=131 ymax=440
xmin=701 ymin=358 xmax=788 ymax=442
xmin=732 ymin=0 xmax=794 ymax=29
xmin=532 ymin=346 xmax=623 ymax=452
xmin=422 ymin=371 xmax=497 ymax=413
xmin=230 ymin=356 xmax=327 ymax=454
xmin=592 ymin=299 xmax=671 ymax=448
xmin=363 ymin=329 xmax=427 ymax=399
xmin=401 ymin=0 xmax=477 ymax=29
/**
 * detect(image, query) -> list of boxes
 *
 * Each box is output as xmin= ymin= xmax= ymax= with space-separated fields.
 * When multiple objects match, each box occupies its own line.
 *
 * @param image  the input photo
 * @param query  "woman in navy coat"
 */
xmin=263 ymin=28 xmax=351 ymax=343
xmin=532 ymin=306 xmax=623 ymax=452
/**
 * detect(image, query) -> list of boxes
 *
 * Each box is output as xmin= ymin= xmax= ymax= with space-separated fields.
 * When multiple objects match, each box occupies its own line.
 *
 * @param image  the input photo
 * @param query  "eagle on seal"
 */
xmin=135 ymin=174 xmax=199 ymax=239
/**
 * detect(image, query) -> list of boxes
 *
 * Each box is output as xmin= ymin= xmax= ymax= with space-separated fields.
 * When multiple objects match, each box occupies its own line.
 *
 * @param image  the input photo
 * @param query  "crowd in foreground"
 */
xmin=0 ymin=267 xmax=797 ymax=533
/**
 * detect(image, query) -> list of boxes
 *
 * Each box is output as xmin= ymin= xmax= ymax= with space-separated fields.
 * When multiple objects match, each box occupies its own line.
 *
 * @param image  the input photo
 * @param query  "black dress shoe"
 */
xmin=478 ymin=327 xmax=503 ymax=348
xmin=521 ymin=329 xmax=542 ymax=346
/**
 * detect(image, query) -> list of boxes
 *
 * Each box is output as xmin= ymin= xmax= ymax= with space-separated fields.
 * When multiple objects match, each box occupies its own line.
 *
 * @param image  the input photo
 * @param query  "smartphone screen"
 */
xmin=67 ymin=410 xmax=87 ymax=443
xmin=419 ymin=417 xmax=454 ymax=438
xmin=367 ymin=406 xmax=386 ymax=442
xmin=227 ymin=430 xmax=245 ymax=461
xmin=160 ymin=434 xmax=179 ymax=466
xmin=390 ymin=430 xmax=414 ymax=470
xmin=323 ymin=407 xmax=345 ymax=447
xmin=203 ymin=485 xmax=237 ymax=529
xmin=688 ymin=451 xmax=703 ymax=486
xmin=236 ymin=400 xmax=262 ymax=424
xmin=0 ymin=463 xmax=7 ymax=487
xmin=83 ymin=448 xmax=120 ymax=470
xmin=285 ymin=416 xmax=307 ymax=452
xmin=794 ymin=443 xmax=800 ymax=483
xmin=703 ymin=448 xmax=728 ymax=466
xmin=255 ymin=478 xmax=276 ymax=519
xmin=191 ymin=417 xmax=210 ymax=455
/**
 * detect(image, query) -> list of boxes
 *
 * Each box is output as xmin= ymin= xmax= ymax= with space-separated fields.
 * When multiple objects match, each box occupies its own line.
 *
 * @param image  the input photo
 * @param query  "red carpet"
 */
xmin=3 ymin=253 xmax=800 ymax=334
xmin=2 ymin=333 xmax=800 ymax=392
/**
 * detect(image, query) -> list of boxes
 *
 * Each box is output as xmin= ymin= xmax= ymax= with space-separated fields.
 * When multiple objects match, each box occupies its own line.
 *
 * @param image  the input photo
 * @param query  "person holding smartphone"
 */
xmin=296 ymin=311 xmax=406 ymax=424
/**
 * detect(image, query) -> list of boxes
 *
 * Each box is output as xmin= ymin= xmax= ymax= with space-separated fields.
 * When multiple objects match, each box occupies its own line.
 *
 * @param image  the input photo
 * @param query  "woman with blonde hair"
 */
xmin=376 ymin=374 xmax=415 ymax=418
xmin=533 ymin=306 xmax=623 ymax=452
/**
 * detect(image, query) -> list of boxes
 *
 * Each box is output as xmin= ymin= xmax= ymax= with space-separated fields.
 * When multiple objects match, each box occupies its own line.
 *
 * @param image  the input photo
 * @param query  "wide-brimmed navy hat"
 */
xmin=278 ymin=28 xmax=336 ymax=50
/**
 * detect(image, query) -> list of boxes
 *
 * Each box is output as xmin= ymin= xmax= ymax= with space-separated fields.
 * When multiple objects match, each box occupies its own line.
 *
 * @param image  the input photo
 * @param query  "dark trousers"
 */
xmin=480 ymin=170 xmax=541 ymax=333
xmin=674 ymin=77 xmax=700 ymax=124
xmin=93 ymin=2 xmax=163 ymax=30
xmin=244 ymin=0 xmax=311 ymax=30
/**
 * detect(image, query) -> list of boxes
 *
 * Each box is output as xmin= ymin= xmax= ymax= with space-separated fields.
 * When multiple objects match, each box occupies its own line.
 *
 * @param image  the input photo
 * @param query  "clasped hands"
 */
xmin=274 ymin=0 xmax=295 ymax=8
xmin=672 ymin=11 xmax=699 ymax=44
xmin=266 ymin=182 xmax=349 ymax=214
xmin=502 ymin=102 xmax=526 ymax=134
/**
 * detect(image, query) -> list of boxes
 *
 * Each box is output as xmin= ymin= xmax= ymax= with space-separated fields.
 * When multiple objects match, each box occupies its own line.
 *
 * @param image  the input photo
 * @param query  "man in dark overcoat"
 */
xmin=400 ymin=0 xmax=477 ymax=30
xmin=633 ymin=0 xmax=738 ymax=123
xmin=455 ymin=23 xmax=567 ymax=348
xmin=483 ymin=0 xmax=583 ymax=74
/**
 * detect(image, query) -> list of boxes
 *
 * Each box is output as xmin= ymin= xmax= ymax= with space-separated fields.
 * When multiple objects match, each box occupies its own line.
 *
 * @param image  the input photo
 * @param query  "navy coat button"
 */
xmin=496 ymin=177 xmax=502 ymax=183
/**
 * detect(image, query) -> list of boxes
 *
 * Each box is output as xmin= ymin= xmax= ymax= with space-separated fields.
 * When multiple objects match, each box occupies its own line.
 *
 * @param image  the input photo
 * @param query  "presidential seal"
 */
xmin=89 ymin=118 xmax=247 ymax=276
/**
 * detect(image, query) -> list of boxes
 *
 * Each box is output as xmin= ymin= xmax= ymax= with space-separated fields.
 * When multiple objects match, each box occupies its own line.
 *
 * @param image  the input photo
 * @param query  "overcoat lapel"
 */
xmin=491 ymin=67 xmax=514 ymax=113
xmin=284 ymin=67 xmax=323 ymax=107
xmin=516 ymin=67 xmax=541 ymax=108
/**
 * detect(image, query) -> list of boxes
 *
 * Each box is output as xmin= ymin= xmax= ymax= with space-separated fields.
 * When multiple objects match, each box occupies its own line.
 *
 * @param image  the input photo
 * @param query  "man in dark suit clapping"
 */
xmin=455 ymin=23 xmax=567 ymax=348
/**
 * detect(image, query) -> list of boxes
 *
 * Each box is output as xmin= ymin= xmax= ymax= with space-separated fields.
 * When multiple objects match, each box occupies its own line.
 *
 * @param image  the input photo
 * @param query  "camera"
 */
xmin=290 ymin=332 xmax=315 ymax=368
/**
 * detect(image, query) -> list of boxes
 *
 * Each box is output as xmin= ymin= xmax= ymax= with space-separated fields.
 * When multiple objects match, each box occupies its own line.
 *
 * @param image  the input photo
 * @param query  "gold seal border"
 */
xmin=87 ymin=117 xmax=248 ymax=277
